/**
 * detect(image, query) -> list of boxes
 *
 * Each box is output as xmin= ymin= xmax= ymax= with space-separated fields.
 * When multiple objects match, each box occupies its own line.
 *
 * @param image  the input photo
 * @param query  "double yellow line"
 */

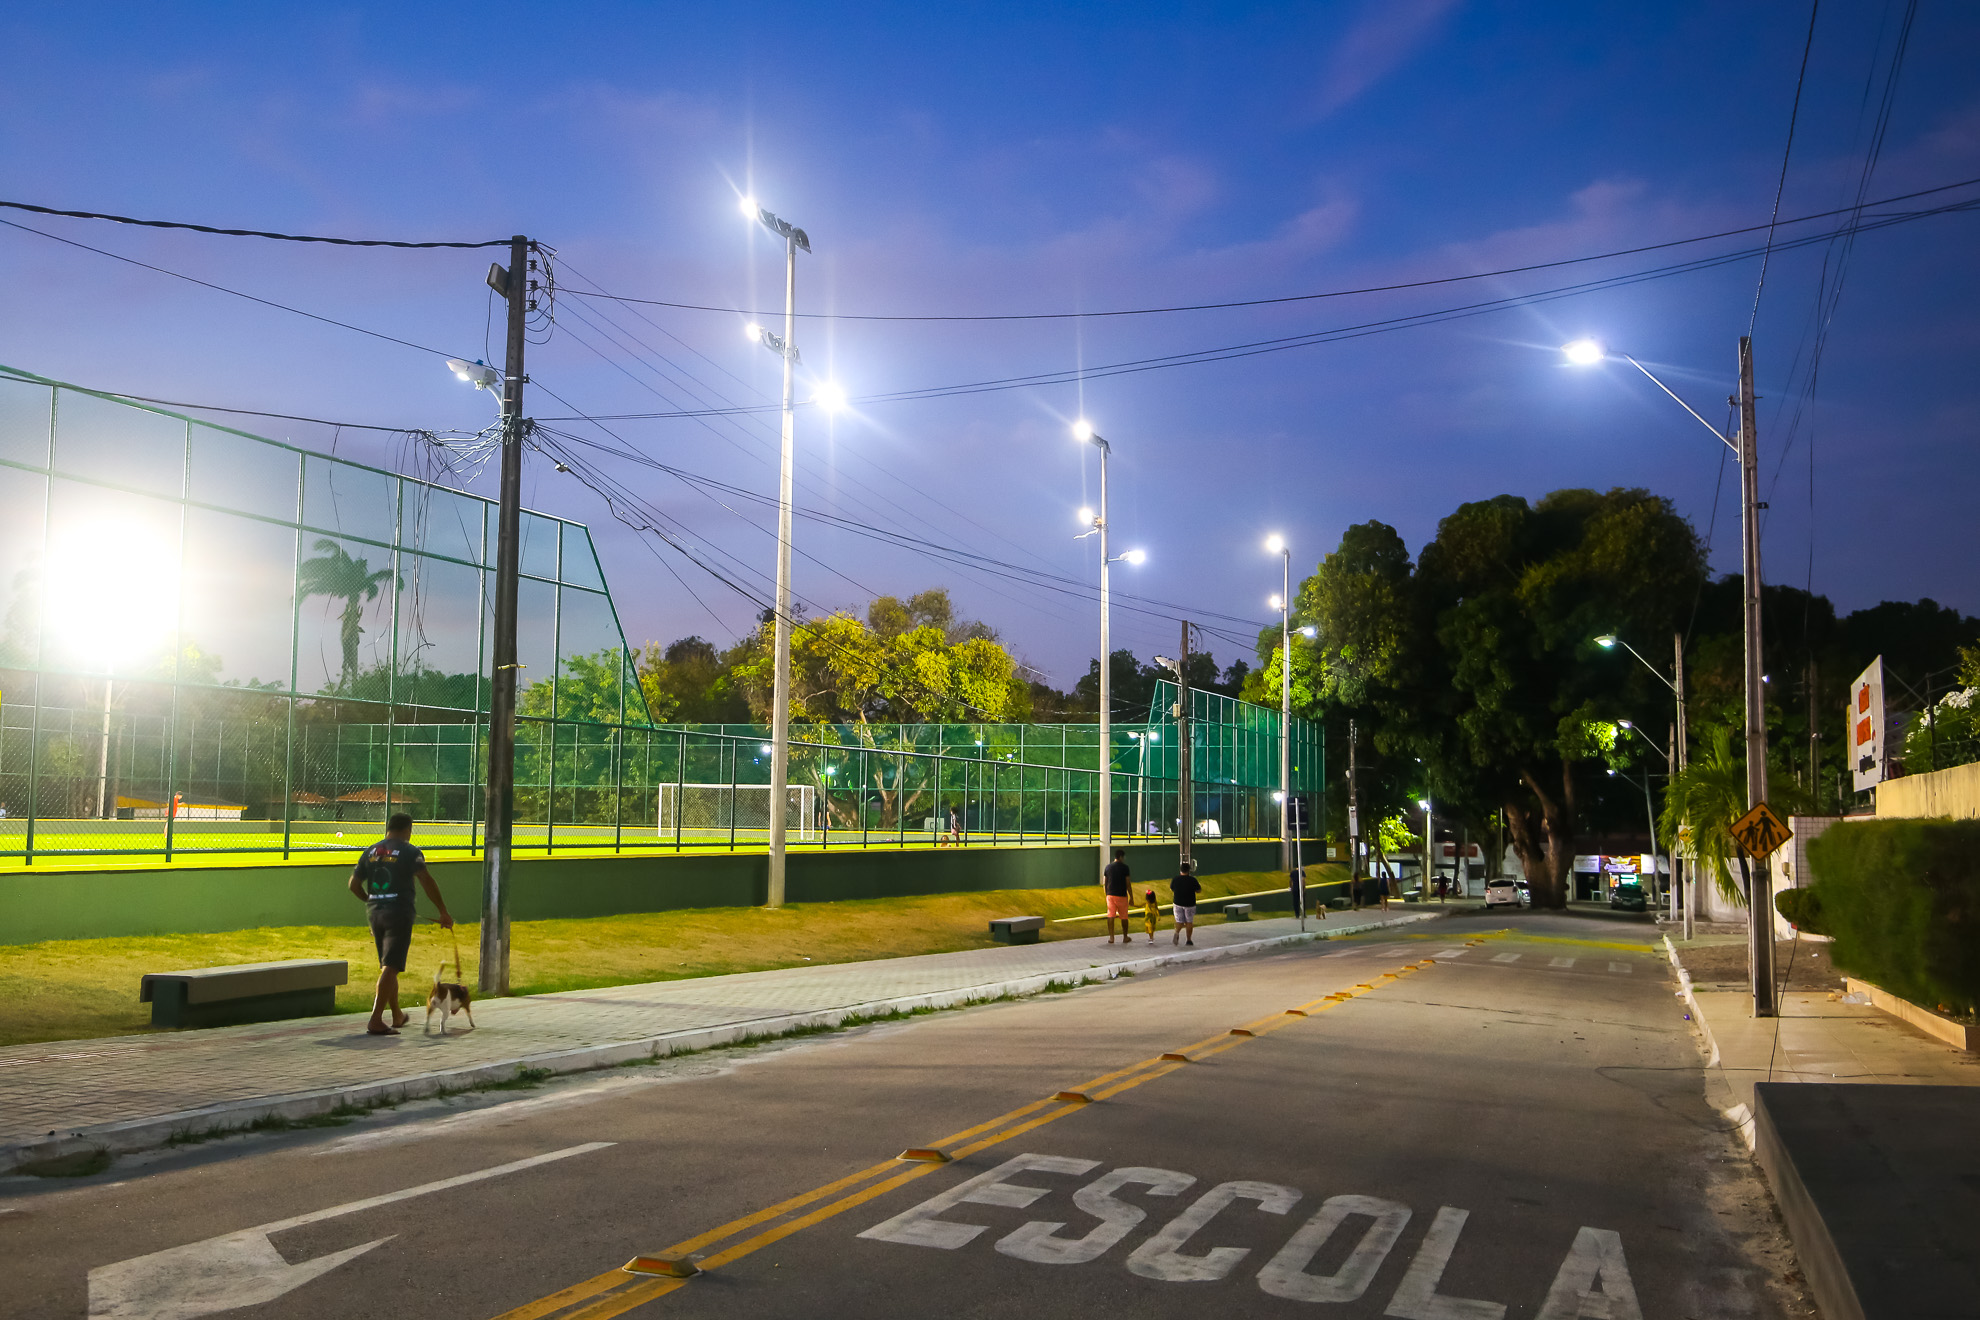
xmin=492 ymin=954 xmax=1444 ymax=1320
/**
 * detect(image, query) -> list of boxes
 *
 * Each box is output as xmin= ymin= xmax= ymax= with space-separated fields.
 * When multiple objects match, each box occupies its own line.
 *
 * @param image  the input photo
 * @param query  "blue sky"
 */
xmin=3 ymin=1 xmax=1976 ymax=686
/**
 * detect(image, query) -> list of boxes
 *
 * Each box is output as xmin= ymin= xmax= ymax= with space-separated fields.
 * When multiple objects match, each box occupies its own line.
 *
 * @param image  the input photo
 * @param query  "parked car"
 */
xmin=1609 ymin=880 xmax=1647 ymax=912
xmin=1484 ymin=878 xmax=1523 ymax=909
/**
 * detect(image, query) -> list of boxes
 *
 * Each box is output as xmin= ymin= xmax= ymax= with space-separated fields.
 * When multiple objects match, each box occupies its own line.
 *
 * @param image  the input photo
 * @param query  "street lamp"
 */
xmin=1073 ymin=419 xmax=1140 ymax=877
xmin=1569 ymin=339 xmax=1768 ymax=1011
xmin=1265 ymin=534 xmax=1293 ymax=873
xmin=1417 ymin=798 xmax=1433 ymax=901
xmin=744 ymin=197 xmax=812 ymax=909
xmin=1594 ymin=631 xmax=1688 ymax=938
xmin=1614 ymin=721 xmax=1668 ymax=918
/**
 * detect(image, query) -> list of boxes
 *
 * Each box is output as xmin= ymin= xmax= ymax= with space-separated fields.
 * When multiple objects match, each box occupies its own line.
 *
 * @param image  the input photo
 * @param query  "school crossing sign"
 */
xmin=1729 ymin=803 xmax=1792 ymax=860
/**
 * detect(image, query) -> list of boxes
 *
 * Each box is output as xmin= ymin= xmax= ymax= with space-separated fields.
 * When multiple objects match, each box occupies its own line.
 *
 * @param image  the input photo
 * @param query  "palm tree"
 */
xmin=297 ymin=539 xmax=398 ymax=691
xmin=1660 ymin=725 xmax=1811 ymax=909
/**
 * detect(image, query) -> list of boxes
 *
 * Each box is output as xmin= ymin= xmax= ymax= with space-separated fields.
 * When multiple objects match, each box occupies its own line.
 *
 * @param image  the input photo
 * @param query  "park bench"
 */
xmin=1223 ymin=903 xmax=1253 ymax=921
xmin=140 ymin=959 xmax=347 ymax=1028
xmin=988 ymin=916 xmax=1044 ymax=945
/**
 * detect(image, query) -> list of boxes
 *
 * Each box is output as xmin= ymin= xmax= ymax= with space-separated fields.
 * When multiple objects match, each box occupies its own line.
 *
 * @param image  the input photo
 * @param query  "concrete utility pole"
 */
xmin=1177 ymin=620 xmax=1193 ymax=876
xmin=766 ymin=219 xmax=800 ymax=910
xmin=1736 ymin=336 xmax=1775 ymax=1017
xmin=1097 ymin=439 xmax=1112 ymax=878
xmin=1675 ymin=631 xmax=1691 ymax=941
xmin=480 ymin=234 xmax=531 ymax=997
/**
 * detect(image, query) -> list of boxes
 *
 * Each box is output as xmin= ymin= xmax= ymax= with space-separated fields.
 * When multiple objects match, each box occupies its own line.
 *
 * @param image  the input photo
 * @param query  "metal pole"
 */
xmin=1737 ymin=336 xmax=1774 ymax=1017
xmin=1097 ymin=441 xmax=1111 ymax=879
xmin=767 ymin=232 xmax=798 ymax=908
xmin=96 ymin=677 xmax=113 ymax=819
xmin=1279 ymin=547 xmax=1291 ymax=874
xmin=1347 ymin=717 xmax=1360 ymax=908
xmin=479 ymin=233 xmax=529 ymax=997
xmin=1178 ymin=621 xmax=1193 ymax=875
xmin=1675 ymin=631 xmax=1692 ymax=941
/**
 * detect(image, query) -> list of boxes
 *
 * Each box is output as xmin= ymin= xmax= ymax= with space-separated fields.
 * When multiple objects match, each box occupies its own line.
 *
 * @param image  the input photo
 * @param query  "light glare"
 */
xmin=813 ymin=381 xmax=847 ymax=413
xmin=1123 ymin=549 xmax=1146 ymax=565
xmin=1265 ymin=533 xmax=1285 ymax=554
xmin=1563 ymin=339 xmax=1606 ymax=366
xmin=1594 ymin=634 xmax=1617 ymax=649
xmin=1071 ymin=419 xmax=1095 ymax=443
xmin=739 ymin=195 xmax=758 ymax=220
xmin=744 ymin=322 xmax=764 ymax=342
xmin=1077 ymin=506 xmax=1094 ymax=525
xmin=45 ymin=522 xmax=178 ymax=665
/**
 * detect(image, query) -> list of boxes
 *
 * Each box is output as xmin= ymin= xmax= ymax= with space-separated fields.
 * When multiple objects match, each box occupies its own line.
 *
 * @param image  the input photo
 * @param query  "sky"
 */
xmin=2 ymin=1 xmax=1976 ymax=690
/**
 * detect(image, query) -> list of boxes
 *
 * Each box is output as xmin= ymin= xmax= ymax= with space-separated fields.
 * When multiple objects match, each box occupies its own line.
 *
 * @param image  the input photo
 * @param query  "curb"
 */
xmin=3 ymin=911 xmax=1443 ymax=1174
xmin=1664 ymin=933 xmax=1754 ymax=1149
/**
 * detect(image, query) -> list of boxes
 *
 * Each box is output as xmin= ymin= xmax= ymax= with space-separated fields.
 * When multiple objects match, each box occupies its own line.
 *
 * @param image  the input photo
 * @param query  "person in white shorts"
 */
xmin=1170 ymin=861 xmax=1202 ymax=946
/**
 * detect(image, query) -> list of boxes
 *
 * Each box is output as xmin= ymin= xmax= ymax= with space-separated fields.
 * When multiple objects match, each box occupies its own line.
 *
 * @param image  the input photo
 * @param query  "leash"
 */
xmin=420 ymin=914 xmax=465 ymax=981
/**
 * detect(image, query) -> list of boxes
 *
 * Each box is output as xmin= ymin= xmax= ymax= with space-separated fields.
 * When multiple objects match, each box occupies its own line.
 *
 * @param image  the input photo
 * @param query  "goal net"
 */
xmin=657 ymin=783 xmax=817 ymax=841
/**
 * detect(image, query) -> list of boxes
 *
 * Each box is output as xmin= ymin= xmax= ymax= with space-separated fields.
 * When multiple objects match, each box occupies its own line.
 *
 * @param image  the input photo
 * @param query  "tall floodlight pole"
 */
xmin=1072 ymin=422 xmax=1142 ymax=879
xmin=742 ymin=198 xmax=810 ymax=909
xmin=1567 ymin=338 xmax=1768 ymax=1008
xmin=1266 ymin=535 xmax=1291 ymax=873
xmin=480 ymin=235 xmax=531 ymax=996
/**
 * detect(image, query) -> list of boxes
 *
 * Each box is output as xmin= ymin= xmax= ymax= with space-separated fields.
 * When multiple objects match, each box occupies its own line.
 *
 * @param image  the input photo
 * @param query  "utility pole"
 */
xmin=1736 ymin=336 xmax=1774 ymax=1017
xmin=766 ymin=222 xmax=799 ymax=910
xmin=1177 ymin=620 xmax=1193 ymax=875
xmin=480 ymin=234 xmax=531 ymax=997
xmin=1097 ymin=440 xmax=1112 ymax=880
xmin=1675 ymin=630 xmax=1691 ymax=941
xmin=1347 ymin=718 xmax=1360 ymax=909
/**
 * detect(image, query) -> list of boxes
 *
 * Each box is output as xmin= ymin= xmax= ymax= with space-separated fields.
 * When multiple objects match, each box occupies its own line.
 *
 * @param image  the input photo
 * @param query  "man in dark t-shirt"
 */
xmin=1170 ymin=862 xmax=1202 ymax=946
xmin=1101 ymin=848 xmax=1132 ymax=944
xmin=346 ymin=812 xmax=453 ymax=1036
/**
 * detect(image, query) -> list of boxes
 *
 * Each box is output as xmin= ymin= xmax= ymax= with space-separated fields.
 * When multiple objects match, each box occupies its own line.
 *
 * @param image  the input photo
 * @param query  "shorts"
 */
xmin=369 ymin=905 xmax=414 ymax=972
xmin=1173 ymin=905 xmax=1197 ymax=925
xmin=1105 ymin=894 xmax=1131 ymax=919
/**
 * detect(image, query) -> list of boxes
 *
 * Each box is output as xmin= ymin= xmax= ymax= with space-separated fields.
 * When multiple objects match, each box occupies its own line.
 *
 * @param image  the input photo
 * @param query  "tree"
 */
xmin=635 ymin=636 xmax=752 ymax=725
xmin=298 ymin=539 xmax=399 ymax=692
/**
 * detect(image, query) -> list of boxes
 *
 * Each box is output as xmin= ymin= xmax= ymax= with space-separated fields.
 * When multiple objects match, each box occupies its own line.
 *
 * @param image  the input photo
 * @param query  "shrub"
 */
xmin=1806 ymin=819 xmax=1980 ymax=1016
xmin=1773 ymin=887 xmax=1827 ymax=935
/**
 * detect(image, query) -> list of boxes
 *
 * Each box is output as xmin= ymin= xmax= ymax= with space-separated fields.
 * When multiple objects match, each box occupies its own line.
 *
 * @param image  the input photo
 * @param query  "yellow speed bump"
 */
xmin=1160 ymin=1052 xmax=1191 ymax=1062
xmin=1284 ymin=1009 xmax=1309 ymax=1017
xmin=624 ymin=1255 xmax=701 ymax=1278
xmin=897 ymin=1148 xmax=951 ymax=1163
xmin=1354 ymin=983 xmax=1375 ymax=990
xmin=1228 ymin=1028 xmax=1256 ymax=1037
xmin=1055 ymin=1090 xmax=1093 ymax=1104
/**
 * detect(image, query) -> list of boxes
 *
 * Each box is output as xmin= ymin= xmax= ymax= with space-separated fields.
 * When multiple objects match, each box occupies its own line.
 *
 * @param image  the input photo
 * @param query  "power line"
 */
xmin=1749 ymin=0 xmax=1823 ymax=335
xmin=0 ymin=198 xmax=510 ymax=248
xmin=0 ymin=216 xmax=470 ymax=359
xmin=562 ymin=175 xmax=1980 ymax=323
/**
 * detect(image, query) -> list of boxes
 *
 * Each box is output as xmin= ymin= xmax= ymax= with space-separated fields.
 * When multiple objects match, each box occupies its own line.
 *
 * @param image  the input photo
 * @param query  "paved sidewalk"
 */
xmin=1 ymin=909 xmax=1441 ymax=1172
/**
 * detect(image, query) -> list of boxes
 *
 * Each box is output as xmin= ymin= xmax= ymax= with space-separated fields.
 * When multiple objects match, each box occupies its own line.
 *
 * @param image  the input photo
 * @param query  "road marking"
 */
xmin=1536 ymin=1226 xmax=1643 ymax=1320
xmin=1258 ymin=1193 xmax=1410 ymax=1303
xmin=860 ymin=1153 xmax=1100 ymax=1249
xmin=1608 ymin=962 xmax=1632 ymax=975
xmin=1124 ymin=1179 xmax=1301 ymax=1282
xmin=489 ymin=962 xmax=1430 ymax=1319
xmin=1550 ymin=957 xmax=1576 ymax=969
xmin=89 ymin=1143 xmax=614 ymax=1320
xmin=1385 ymin=1205 xmax=1505 ymax=1318
xmin=1491 ymin=953 xmax=1523 ymax=963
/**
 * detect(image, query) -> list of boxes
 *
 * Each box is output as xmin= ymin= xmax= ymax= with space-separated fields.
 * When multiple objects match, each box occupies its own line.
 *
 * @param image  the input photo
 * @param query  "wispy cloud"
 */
xmin=1316 ymin=0 xmax=1463 ymax=117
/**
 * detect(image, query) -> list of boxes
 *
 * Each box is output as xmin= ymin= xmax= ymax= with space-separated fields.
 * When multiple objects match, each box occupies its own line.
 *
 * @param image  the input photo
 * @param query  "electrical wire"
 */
xmin=1749 ymin=0 xmax=1823 ymax=335
xmin=565 ymin=175 xmax=1980 ymax=323
xmin=0 ymin=198 xmax=514 ymax=247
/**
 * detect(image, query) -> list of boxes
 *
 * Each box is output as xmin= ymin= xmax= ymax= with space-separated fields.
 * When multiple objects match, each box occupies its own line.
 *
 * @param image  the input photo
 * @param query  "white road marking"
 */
xmin=1607 ymin=962 xmax=1632 ymax=974
xmin=1384 ymin=1205 xmax=1505 ymax=1319
xmin=1490 ymin=953 xmax=1522 ymax=964
xmin=1125 ymin=1179 xmax=1301 ymax=1282
xmin=1437 ymin=949 xmax=1470 ymax=959
xmin=996 ymin=1166 xmax=1195 ymax=1265
xmin=1257 ymin=1193 xmax=1410 ymax=1303
xmin=86 ymin=1142 xmax=614 ymax=1319
xmin=1550 ymin=958 xmax=1576 ymax=969
xmin=859 ymin=1154 xmax=1098 ymax=1250
xmin=1535 ymin=1226 xmax=1643 ymax=1319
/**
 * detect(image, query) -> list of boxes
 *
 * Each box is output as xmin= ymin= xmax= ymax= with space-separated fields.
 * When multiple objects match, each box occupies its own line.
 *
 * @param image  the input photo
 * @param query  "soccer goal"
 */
xmin=657 ymin=783 xmax=818 ymax=842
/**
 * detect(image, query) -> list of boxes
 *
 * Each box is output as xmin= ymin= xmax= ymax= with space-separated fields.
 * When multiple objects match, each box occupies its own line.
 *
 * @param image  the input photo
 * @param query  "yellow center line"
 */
xmin=492 ymin=962 xmax=1435 ymax=1319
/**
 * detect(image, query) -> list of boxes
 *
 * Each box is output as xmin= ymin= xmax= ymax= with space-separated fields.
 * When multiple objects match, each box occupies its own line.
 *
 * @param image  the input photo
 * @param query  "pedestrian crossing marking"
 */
xmin=1550 ymin=957 xmax=1575 ymax=969
xmin=1490 ymin=953 xmax=1522 ymax=963
xmin=1607 ymin=962 xmax=1631 ymax=974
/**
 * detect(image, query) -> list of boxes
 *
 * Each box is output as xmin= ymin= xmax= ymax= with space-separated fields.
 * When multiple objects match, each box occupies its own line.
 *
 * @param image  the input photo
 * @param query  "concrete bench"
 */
xmin=1223 ymin=903 xmax=1253 ymax=921
xmin=140 ymin=959 xmax=347 ymax=1028
xmin=989 ymin=916 xmax=1045 ymax=945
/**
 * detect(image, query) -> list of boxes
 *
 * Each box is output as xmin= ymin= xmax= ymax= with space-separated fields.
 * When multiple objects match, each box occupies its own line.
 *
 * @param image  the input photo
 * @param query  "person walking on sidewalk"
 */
xmin=1169 ymin=861 xmax=1201 ymax=946
xmin=347 ymin=812 xmax=453 ymax=1036
xmin=1142 ymin=887 xmax=1161 ymax=943
xmin=1101 ymin=848 xmax=1132 ymax=943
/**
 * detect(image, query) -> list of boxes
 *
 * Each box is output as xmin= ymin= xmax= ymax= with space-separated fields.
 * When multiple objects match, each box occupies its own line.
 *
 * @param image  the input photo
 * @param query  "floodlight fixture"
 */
xmin=1595 ymin=634 xmax=1617 ymax=648
xmin=1119 ymin=549 xmax=1146 ymax=565
xmin=1563 ymin=339 xmax=1606 ymax=366
xmin=446 ymin=358 xmax=500 ymax=391
xmin=1299 ymin=626 xmax=1317 ymax=638
xmin=1269 ymin=594 xmax=1284 ymax=611
xmin=1265 ymin=533 xmax=1285 ymax=555
xmin=1617 ymin=719 xmax=1633 ymax=729
xmin=1077 ymin=506 xmax=1095 ymax=525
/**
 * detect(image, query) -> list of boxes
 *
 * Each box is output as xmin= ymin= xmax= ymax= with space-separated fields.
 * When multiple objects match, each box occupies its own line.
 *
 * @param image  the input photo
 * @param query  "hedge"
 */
xmin=1805 ymin=818 xmax=1980 ymax=1017
xmin=1773 ymin=887 xmax=1827 ymax=935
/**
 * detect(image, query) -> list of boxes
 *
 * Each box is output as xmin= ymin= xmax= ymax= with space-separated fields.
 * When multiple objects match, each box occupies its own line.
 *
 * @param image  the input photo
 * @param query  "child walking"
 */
xmin=1142 ymin=888 xmax=1161 ymax=943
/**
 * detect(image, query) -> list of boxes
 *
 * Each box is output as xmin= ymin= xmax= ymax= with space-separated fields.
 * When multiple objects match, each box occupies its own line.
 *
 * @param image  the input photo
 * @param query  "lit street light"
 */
xmin=1072 ymin=420 xmax=1142 ymax=876
xmin=743 ymin=196 xmax=812 ymax=909
xmin=1265 ymin=533 xmax=1293 ymax=874
xmin=1569 ymin=338 xmax=1770 ymax=1012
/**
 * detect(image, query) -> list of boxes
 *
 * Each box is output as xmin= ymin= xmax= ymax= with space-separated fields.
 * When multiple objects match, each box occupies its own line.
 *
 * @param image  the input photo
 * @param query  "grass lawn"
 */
xmin=0 ymin=867 xmax=1342 ymax=1047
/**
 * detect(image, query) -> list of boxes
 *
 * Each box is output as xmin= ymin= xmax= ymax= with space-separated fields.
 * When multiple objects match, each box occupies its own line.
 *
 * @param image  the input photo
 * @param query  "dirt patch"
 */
xmin=1675 ymin=938 xmax=1846 ymax=992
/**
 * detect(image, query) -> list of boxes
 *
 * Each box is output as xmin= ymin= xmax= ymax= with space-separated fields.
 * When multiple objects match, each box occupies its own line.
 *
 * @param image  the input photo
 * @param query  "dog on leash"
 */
xmin=424 ymin=966 xmax=476 ymax=1035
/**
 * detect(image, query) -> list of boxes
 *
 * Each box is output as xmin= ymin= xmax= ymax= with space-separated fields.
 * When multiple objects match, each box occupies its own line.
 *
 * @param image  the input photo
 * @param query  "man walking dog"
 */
xmin=347 ymin=813 xmax=453 ymax=1036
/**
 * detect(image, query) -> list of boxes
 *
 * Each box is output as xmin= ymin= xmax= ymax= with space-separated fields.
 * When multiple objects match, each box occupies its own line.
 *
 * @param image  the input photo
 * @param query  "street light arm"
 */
xmin=1623 ymin=722 xmax=1669 ymax=762
xmin=1611 ymin=636 xmax=1679 ymax=696
xmin=1621 ymin=355 xmax=1738 ymax=455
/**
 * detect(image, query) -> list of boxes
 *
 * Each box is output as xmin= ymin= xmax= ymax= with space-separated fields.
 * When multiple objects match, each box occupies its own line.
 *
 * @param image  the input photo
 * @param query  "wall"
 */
xmin=1875 ymin=760 xmax=1980 ymax=821
xmin=0 ymin=839 xmax=1282 ymax=944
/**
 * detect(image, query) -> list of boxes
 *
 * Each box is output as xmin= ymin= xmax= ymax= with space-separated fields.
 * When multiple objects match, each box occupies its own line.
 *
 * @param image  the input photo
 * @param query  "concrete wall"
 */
xmin=1875 ymin=760 xmax=1980 ymax=821
xmin=0 ymin=839 xmax=1282 ymax=944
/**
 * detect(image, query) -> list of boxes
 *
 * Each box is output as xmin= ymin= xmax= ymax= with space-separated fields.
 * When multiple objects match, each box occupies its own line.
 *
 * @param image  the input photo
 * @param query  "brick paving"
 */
xmin=1 ymin=911 xmax=1436 ymax=1162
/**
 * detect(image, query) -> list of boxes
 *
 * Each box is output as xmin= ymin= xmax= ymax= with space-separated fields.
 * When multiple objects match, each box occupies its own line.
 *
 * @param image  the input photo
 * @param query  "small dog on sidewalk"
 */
xmin=424 ymin=966 xmax=476 ymax=1035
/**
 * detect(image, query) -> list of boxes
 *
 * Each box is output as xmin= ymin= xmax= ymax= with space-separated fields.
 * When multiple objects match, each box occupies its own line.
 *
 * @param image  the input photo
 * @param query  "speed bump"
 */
xmin=898 ymin=1148 xmax=951 ymax=1163
xmin=624 ymin=1255 xmax=701 ymax=1278
xmin=1055 ymin=1090 xmax=1093 ymax=1104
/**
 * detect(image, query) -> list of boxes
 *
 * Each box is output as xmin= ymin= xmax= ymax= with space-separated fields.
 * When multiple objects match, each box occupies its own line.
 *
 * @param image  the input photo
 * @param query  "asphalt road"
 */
xmin=0 ymin=908 xmax=1813 ymax=1319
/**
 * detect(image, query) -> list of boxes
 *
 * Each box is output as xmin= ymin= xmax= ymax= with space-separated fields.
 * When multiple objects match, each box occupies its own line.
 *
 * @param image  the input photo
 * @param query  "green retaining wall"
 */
xmin=0 ymin=840 xmax=1283 ymax=944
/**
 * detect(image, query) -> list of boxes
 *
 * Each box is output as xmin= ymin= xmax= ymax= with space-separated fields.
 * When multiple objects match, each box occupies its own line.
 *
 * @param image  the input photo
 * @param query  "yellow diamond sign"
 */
xmin=1730 ymin=803 xmax=1792 ymax=859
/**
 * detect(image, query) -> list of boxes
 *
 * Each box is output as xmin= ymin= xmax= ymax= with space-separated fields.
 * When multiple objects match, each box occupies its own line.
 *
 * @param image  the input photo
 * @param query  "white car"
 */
xmin=1484 ymin=878 xmax=1523 ymax=908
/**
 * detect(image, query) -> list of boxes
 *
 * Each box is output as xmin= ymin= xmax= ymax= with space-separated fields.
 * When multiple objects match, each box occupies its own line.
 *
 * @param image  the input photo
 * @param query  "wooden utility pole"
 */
xmin=1736 ymin=336 xmax=1775 ymax=1017
xmin=479 ymin=234 xmax=531 ymax=997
